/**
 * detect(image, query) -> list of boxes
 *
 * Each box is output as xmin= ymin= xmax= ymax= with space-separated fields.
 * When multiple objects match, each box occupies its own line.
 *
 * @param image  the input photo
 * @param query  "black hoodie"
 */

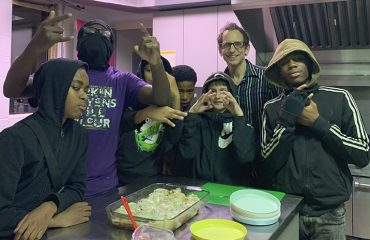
xmin=169 ymin=72 xmax=256 ymax=185
xmin=0 ymin=59 xmax=88 ymax=236
xmin=262 ymin=39 xmax=370 ymax=216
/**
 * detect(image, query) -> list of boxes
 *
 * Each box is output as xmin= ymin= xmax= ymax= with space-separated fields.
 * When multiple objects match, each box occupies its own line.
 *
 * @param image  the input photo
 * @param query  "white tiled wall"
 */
xmin=0 ymin=0 xmax=29 ymax=131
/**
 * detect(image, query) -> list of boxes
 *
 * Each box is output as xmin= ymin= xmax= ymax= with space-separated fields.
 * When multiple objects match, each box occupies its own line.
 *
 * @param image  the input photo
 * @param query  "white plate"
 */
xmin=230 ymin=208 xmax=280 ymax=226
xmin=230 ymin=189 xmax=280 ymax=215
xmin=230 ymin=203 xmax=280 ymax=219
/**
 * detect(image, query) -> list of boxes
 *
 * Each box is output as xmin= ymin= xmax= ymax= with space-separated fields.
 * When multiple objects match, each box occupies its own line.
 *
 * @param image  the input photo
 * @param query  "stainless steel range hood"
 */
xmin=231 ymin=0 xmax=370 ymax=86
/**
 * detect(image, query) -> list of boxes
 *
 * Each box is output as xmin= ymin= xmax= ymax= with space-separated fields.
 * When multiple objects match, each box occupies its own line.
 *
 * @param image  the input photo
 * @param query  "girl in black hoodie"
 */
xmin=0 ymin=59 xmax=91 ymax=239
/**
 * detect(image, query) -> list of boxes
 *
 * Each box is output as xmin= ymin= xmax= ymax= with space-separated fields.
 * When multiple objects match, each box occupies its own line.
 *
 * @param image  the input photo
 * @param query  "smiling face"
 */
xmin=219 ymin=30 xmax=249 ymax=68
xmin=278 ymin=52 xmax=310 ymax=88
xmin=64 ymin=68 xmax=89 ymax=123
xmin=208 ymin=81 xmax=229 ymax=113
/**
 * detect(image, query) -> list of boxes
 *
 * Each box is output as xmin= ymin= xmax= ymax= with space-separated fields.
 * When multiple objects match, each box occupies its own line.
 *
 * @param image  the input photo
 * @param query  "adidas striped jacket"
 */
xmin=261 ymin=86 xmax=370 ymax=216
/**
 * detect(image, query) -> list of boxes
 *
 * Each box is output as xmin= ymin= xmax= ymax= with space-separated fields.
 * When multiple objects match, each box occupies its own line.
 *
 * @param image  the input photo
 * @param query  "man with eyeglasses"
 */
xmin=217 ymin=22 xmax=281 ymax=188
xmin=3 ymin=12 xmax=171 ymax=198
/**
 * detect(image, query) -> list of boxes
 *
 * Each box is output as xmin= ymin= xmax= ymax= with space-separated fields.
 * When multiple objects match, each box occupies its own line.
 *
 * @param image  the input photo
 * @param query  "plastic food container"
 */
xmin=106 ymin=183 xmax=209 ymax=231
xmin=131 ymin=224 xmax=175 ymax=240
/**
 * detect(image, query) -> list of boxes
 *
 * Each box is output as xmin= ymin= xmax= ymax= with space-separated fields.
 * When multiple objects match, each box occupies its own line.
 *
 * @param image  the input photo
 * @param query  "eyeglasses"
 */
xmin=220 ymin=41 xmax=245 ymax=50
xmin=81 ymin=26 xmax=112 ymax=40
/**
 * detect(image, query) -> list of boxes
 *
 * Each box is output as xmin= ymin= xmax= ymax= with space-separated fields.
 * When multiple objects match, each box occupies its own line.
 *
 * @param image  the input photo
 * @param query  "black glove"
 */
xmin=279 ymin=90 xmax=309 ymax=126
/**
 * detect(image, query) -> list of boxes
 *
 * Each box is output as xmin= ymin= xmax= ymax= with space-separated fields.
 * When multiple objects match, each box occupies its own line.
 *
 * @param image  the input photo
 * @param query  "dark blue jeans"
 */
xmin=299 ymin=204 xmax=346 ymax=240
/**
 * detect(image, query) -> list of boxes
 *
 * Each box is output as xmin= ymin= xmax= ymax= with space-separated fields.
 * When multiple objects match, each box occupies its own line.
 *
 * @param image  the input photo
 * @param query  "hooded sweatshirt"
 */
xmin=0 ymin=59 xmax=88 ymax=236
xmin=170 ymin=72 xmax=256 ymax=185
xmin=262 ymin=39 xmax=370 ymax=216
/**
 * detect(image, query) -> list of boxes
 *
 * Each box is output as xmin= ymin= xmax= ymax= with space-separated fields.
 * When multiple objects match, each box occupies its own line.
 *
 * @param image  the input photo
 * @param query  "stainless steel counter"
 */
xmin=349 ymin=164 xmax=370 ymax=178
xmin=346 ymin=164 xmax=370 ymax=239
xmin=46 ymin=177 xmax=303 ymax=240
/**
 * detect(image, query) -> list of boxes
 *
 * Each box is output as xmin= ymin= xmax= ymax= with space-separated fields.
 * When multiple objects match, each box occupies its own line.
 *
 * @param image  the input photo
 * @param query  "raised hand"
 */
xmin=222 ymin=91 xmax=244 ymax=116
xmin=49 ymin=202 xmax=91 ymax=228
xmin=14 ymin=202 xmax=57 ymax=240
xmin=189 ymin=90 xmax=215 ymax=113
xmin=134 ymin=23 xmax=161 ymax=65
xmin=297 ymin=93 xmax=320 ymax=126
xmin=28 ymin=10 xmax=73 ymax=56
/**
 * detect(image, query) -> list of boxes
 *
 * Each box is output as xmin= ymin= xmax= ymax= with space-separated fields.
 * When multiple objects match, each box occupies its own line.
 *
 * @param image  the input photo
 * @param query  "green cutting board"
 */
xmin=201 ymin=182 xmax=285 ymax=206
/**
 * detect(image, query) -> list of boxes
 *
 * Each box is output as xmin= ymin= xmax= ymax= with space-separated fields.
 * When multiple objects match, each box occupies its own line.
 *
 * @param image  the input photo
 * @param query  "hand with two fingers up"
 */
xmin=28 ymin=10 xmax=73 ymax=57
xmin=134 ymin=23 xmax=161 ymax=66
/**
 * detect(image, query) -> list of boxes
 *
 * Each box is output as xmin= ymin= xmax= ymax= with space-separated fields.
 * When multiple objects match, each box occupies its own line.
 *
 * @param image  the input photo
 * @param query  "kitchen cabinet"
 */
xmin=352 ymin=177 xmax=370 ymax=239
xmin=346 ymin=165 xmax=370 ymax=239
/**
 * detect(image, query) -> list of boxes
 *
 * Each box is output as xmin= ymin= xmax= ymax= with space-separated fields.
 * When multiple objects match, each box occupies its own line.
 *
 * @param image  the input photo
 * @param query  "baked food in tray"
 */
xmin=106 ymin=183 xmax=209 ymax=230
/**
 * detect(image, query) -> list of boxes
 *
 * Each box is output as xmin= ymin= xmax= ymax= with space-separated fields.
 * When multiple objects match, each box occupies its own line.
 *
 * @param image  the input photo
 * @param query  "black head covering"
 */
xmin=76 ymin=20 xmax=113 ymax=70
xmin=33 ymin=58 xmax=88 ymax=125
xmin=136 ymin=56 xmax=173 ymax=80
xmin=77 ymin=19 xmax=114 ymax=49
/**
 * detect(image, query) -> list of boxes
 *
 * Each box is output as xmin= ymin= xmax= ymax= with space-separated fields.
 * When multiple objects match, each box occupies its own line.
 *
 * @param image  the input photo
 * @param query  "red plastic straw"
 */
xmin=120 ymin=196 xmax=138 ymax=230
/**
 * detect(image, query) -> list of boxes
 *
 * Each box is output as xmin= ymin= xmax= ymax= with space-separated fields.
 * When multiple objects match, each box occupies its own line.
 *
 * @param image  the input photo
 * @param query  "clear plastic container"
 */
xmin=106 ymin=183 xmax=209 ymax=231
xmin=131 ymin=224 xmax=175 ymax=240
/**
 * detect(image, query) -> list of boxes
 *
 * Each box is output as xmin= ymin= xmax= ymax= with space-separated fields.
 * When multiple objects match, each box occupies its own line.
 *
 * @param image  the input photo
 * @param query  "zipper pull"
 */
xmin=60 ymin=129 xmax=64 ymax=138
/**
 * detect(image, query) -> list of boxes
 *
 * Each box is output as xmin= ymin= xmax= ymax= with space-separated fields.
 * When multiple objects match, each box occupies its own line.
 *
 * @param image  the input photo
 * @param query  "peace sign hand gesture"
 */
xmin=134 ymin=23 xmax=161 ymax=65
xmin=28 ymin=10 xmax=73 ymax=56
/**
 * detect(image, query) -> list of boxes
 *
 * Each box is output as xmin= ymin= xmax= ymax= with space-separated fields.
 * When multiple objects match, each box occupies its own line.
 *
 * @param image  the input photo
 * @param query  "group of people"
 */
xmin=0 ymin=9 xmax=369 ymax=240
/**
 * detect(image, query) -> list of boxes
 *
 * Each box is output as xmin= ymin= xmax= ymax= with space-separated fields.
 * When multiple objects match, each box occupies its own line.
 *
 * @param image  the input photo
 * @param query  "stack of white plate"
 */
xmin=229 ymin=189 xmax=281 ymax=226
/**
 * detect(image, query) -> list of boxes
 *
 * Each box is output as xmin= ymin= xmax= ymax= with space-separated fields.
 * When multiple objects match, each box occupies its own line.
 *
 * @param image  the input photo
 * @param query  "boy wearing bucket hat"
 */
xmin=168 ymin=72 xmax=256 ymax=185
xmin=261 ymin=38 xmax=370 ymax=239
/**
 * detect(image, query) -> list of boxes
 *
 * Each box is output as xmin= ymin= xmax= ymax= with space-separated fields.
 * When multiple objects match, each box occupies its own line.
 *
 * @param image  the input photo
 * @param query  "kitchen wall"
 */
xmin=342 ymin=87 xmax=370 ymax=133
xmin=115 ymin=29 xmax=149 ymax=74
xmin=62 ymin=4 xmax=256 ymax=86
xmin=4 ymin=1 xmax=369 ymax=132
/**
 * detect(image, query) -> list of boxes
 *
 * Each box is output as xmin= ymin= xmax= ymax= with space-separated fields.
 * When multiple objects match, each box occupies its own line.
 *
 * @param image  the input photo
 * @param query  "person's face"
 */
xmin=143 ymin=64 xmax=153 ymax=85
xmin=208 ymin=81 xmax=229 ymax=113
xmin=64 ymin=68 xmax=89 ymax=123
xmin=219 ymin=30 xmax=250 ymax=68
xmin=177 ymin=81 xmax=195 ymax=108
xmin=278 ymin=52 xmax=310 ymax=88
